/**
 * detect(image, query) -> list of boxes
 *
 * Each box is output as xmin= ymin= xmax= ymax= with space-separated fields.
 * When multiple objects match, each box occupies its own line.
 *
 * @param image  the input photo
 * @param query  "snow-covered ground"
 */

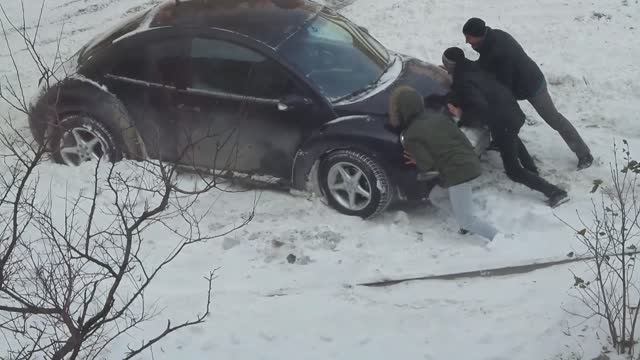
xmin=1 ymin=0 xmax=639 ymax=359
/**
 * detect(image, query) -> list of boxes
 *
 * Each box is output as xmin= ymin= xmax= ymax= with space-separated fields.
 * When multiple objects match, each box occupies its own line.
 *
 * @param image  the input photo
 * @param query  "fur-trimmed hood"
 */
xmin=388 ymin=85 xmax=425 ymax=129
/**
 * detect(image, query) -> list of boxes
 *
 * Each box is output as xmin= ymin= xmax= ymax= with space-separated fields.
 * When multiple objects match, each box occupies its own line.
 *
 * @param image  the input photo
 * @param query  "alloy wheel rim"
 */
xmin=327 ymin=162 xmax=372 ymax=211
xmin=59 ymin=126 xmax=110 ymax=166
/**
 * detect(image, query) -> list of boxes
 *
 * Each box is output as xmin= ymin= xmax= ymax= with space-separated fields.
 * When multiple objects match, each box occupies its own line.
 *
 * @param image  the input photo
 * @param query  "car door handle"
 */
xmin=177 ymin=103 xmax=201 ymax=112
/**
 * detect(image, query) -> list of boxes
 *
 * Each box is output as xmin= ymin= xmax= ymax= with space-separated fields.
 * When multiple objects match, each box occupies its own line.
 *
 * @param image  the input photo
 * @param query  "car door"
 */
xmin=103 ymin=33 xmax=192 ymax=163
xmin=174 ymin=36 xmax=325 ymax=180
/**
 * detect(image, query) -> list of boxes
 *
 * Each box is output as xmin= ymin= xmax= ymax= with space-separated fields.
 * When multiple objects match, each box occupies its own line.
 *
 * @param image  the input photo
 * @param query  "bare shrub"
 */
xmin=562 ymin=140 xmax=640 ymax=355
xmin=0 ymin=2 xmax=256 ymax=358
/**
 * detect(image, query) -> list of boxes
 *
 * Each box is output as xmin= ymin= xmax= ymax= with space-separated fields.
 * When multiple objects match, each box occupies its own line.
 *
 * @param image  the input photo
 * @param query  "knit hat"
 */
xmin=443 ymin=47 xmax=465 ymax=63
xmin=442 ymin=47 xmax=465 ymax=70
xmin=463 ymin=18 xmax=487 ymax=37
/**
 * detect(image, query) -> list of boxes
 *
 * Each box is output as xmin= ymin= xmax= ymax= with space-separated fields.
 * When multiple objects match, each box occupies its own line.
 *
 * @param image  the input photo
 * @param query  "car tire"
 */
xmin=319 ymin=150 xmax=392 ymax=219
xmin=30 ymin=79 xmax=146 ymax=165
xmin=50 ymin=115 xmax=123 ymax=166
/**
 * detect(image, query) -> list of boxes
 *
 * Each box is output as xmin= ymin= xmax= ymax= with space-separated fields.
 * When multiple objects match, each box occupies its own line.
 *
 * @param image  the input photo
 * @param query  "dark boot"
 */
xmin=577 ymin=153 xmax=594 ymax=171
xmin=547 ymin=190 xmax=570 ymax=208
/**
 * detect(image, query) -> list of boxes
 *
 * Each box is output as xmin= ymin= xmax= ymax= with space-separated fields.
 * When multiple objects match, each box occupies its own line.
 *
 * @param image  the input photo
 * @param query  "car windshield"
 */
xmin=277 ymin=9 xmax=392 ymax=100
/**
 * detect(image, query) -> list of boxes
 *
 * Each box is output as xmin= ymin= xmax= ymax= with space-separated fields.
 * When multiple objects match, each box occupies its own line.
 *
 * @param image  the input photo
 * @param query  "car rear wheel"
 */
xmin=52 ymin=115 xmax=122 ymax=166
xmin=29 ymin=79 xmax=147 ymax=166
xmin=319 ymin=150 xmax=392 ymax=219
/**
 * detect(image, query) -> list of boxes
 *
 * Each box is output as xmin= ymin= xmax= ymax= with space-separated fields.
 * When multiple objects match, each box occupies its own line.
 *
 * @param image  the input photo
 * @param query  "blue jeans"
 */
xmin=448 ymin=181 xmax=498 ymax=241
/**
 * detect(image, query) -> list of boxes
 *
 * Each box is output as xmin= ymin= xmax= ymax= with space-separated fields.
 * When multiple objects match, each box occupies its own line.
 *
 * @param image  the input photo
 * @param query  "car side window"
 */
xmin=111 ymin=49 xmax=146 ymax=80
xmin=190 ymin=38 xmax=296 ymax=99
xmin=147 ymin=38 xmax=192 ymax=89
xmin=109 ymin=38 xmax=190 ymax=87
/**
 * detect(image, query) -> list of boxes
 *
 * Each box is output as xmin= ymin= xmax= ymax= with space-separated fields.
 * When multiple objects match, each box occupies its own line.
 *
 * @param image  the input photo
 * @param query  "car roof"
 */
xmin=147 ymin=0 xmax=324 ymax=48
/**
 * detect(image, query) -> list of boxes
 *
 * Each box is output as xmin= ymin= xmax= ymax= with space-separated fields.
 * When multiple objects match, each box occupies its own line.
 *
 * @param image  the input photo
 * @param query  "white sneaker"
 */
xmin=486 ymin=232 xmax=514 ymax=249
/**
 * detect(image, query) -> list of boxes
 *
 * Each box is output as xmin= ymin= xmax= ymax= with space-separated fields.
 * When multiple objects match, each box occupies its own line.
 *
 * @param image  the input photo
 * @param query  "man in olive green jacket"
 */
xmin=389 ymin=86 xmax=499 ymax=241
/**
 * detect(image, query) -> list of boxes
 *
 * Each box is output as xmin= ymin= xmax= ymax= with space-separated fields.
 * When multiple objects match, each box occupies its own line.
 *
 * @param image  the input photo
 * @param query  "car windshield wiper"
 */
xmin=333 ymin=56 xmax=398 ymax=103
xmin=333 ymin=82 xmax=379 ymax=103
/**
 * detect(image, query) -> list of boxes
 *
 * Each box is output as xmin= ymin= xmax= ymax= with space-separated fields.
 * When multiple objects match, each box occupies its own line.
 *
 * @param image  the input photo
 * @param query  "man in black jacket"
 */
xmin=442 ymin=47 xmax=569 ymax=208
xmin=462 ymin=18 xmax=593 ymax=170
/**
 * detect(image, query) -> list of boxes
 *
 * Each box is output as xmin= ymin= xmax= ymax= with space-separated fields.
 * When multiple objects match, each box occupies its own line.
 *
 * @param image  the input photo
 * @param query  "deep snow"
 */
xmin=1 ymin=0 xmax=639 ymax=359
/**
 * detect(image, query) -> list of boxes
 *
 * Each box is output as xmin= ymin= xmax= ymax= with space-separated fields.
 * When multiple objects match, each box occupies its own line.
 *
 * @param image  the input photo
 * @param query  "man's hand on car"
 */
xmin=447 ymin=103 xmax=463 ymax=118
xmin=403 ymin=151 xmax=416 ymax=165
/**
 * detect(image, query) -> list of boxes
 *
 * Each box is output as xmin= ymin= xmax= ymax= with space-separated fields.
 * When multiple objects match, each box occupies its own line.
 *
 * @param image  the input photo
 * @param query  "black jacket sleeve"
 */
xmin=481 ymin=29 xmax=545 ymax=99
xmin=458 ymin=79 xmax=490 ymax=128
xmin=494 ymin=50 xmax=516 ymax=93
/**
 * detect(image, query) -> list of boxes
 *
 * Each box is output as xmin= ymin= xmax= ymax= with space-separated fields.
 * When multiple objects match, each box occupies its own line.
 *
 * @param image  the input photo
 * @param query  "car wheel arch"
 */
xmin=290 ymin=138 xmax=392 ymax=192
xmin=30 ymin=78 xmax=148 ymax=160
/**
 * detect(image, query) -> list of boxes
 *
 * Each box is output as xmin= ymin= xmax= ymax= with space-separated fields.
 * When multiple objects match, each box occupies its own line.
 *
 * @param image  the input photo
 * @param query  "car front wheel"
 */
xmin=319 ymin=150 xmax=392 ymax=219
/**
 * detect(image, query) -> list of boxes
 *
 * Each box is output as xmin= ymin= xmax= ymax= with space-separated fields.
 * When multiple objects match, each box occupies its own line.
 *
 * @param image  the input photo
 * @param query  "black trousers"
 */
xmin=494 ymin=130 xmax=562 ymax=198
xmin=516 ymin=139 xmax=537 ymax=173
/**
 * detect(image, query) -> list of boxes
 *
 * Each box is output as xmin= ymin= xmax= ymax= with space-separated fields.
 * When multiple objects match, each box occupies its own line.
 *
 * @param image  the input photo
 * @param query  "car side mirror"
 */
xmin=277 ymin=95 xmax=312 ymax=112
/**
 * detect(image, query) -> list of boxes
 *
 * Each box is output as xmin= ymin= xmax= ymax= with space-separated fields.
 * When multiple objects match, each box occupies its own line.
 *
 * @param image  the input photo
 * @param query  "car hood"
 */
xmin=325 ymin=55 xmax=489 ymax=153
xmin=331 ymin=54 xmax=451 ymax=117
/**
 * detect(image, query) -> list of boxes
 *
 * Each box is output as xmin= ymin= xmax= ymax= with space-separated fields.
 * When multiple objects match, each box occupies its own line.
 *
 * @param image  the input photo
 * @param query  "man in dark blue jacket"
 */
xmin=462 ymin=17 xmax=593 ymax=170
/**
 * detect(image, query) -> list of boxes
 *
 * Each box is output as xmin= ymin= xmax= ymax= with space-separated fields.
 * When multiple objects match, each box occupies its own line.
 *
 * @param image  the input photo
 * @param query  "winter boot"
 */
xmin=547 ymin=190 xmax=570 ymax=208
xmin=577 ymin=153 xmax=594 ymax=171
